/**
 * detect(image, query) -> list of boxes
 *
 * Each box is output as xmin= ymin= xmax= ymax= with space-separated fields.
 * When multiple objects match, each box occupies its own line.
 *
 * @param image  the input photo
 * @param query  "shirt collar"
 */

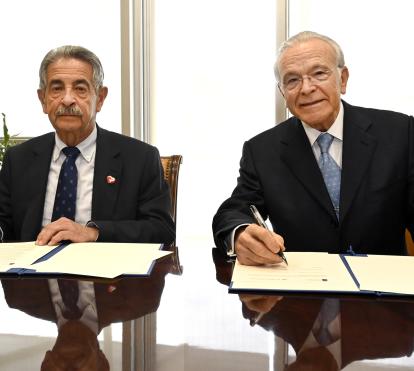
xmin=301 ymin=102 xmax=344 ymax=146
xmin=53 ymin=125 xmax=97 ymax=163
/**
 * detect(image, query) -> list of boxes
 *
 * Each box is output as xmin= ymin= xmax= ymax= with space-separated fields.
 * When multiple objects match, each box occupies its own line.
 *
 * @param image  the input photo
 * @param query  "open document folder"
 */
xmin=0 ymin=241 xmax=171 ymax=279
xmin=230 ymin=252 xmax=414 ymax=296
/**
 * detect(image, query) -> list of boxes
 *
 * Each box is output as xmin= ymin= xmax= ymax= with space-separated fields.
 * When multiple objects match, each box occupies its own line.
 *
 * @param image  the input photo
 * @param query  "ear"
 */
xmin=37 ymin=89 xmax=48 ymax=114
xmin=339 ymin=66 xmax=349 ymax=95
xmin=96 ymin=87 xmax=108 ymax=113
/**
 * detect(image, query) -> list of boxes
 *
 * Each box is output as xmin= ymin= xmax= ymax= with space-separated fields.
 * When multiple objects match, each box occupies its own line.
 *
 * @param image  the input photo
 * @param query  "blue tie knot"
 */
xmin=62 ymin=147 xmax=80 ymax=159
xmin=317 ymin=133 xmax=334 ymax=154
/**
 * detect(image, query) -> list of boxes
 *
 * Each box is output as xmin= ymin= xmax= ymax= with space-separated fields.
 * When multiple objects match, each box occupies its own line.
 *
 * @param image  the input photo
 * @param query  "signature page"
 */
xmin=231 ymin=252 xmax=359 ymax=293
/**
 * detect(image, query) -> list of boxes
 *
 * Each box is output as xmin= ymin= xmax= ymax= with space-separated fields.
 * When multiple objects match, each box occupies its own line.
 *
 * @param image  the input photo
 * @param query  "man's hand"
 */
xmin=239 ymin=294 xmax=283 ymax=313
xmin=36 ymin=217 xmax=99 ymax=246
xmin=235 ymin=224 xmax=285 ymax=265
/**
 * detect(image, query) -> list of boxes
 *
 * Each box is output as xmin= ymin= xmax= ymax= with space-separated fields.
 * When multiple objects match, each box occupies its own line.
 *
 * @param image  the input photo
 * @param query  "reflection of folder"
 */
xmin=0 ymin=241 xmax=171 ymax=279
xmin=230 ymin=251 xmax=414 ymax=296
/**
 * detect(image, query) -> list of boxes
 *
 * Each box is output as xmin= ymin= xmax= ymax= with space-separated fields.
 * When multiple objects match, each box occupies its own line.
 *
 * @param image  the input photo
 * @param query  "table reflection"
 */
xmin=213 ymin=248 xmax=414 ymax=370
xmin=1 ymin=250 xmax=178 ymax=370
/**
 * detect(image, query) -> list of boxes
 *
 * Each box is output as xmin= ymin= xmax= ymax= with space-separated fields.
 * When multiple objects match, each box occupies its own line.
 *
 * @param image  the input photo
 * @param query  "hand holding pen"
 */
xmin=233 ymin=205 xmax=287 ymax=266
xmin=249 ymin=205 xmax=288 ymax=265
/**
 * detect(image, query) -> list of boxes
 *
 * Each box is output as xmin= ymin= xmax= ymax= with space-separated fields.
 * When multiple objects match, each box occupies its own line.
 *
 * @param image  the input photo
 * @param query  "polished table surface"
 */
xmin=1 ymin=244 xmax=414 ymax=370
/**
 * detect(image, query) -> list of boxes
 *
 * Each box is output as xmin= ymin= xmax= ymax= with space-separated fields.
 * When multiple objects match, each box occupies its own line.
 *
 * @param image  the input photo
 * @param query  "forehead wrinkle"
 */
xmin=46 ymin=60 xmax=94 ymax=82
xmin=279 ymin=40 xmax=337 ymax=77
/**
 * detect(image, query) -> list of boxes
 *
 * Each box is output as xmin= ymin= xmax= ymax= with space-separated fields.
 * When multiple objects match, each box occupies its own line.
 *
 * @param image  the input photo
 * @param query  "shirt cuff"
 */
xmin=226 ymin=223 xmax=250 ymax=257
xmin=85 ymin=221 xmax=100 ymax=242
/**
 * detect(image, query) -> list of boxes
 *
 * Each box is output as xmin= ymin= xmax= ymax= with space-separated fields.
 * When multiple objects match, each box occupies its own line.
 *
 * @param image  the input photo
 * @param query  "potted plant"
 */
xmin=0 ymin=113 xmax=17 ymax=167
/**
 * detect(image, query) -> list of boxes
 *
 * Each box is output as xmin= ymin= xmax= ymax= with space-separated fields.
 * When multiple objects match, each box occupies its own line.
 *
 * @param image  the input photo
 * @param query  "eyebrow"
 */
xmin=73 ymin=79 xmax=91 ymax=86
xmin=48 ymin=79 xmax=64 ymax=86
xmin=282 ymin=64 xmax=331 ymax=78
xmin=48 ymin=78 xmax=92 ymax=88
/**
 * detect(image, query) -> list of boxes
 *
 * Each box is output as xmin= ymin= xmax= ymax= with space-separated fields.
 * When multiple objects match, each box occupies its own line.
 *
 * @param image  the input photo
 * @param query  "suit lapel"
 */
xmin=340 ymin=103 xmax=377 ymax=221
xmin=91 ymin=128 xmax=122 ymax=220
xmin=21 ymin=134 xmax=55 ymax=240
xmin=280 ymin=118 xmax=337 ymax=219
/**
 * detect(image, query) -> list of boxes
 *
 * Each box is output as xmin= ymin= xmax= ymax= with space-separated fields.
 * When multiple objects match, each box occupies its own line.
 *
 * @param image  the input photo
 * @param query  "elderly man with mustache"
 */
xmin=0 ymin=45 xmax=175 ymax=246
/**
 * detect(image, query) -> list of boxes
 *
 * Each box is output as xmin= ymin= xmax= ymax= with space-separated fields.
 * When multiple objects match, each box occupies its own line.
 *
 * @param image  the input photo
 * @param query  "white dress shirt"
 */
xmin=302 ymin=102 xmax=344 ymax=168
xmin=45 ymin=127 xmax=99 ymax=333
xmin=48 ymin=279 xmax=99 ymax=334
xmin=299 ymin=303 xmax=342 ymax=368
xmin=42 ymin=125 xmax=97 ymax=227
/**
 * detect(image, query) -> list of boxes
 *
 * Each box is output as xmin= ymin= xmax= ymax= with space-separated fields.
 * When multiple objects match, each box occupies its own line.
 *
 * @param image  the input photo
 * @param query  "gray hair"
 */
xmin=274 ymin=31 xmax=345 ymax=81
xmin=39 ymin=45 xmax=104 ymax=92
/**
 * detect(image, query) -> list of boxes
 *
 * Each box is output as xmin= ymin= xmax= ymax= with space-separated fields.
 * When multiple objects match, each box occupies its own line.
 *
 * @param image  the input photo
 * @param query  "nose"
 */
xmin=299 ymin=76 xmax=316 ymax=94
xmin=61 ymin=88 xmax=76 ymax=106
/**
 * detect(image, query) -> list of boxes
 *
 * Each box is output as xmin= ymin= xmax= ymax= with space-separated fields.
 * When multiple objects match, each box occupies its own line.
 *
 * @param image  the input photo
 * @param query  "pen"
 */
xmin=249 ymin=205 xmax=288 ymax=265
xmin=250 ymin=311 xmax=265 ymax=327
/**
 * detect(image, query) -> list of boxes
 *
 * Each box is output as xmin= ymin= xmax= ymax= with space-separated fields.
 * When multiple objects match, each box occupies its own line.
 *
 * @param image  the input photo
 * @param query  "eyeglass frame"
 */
xmin=278 ymin=66 xmax=343 ymax=94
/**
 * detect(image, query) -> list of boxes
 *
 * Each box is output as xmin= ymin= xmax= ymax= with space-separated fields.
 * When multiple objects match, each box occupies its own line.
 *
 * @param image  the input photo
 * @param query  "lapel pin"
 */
xmin=107 ymin=284 xmax=117 ymax=293
xmin=106 ymin=175 xmax=116 ymax=184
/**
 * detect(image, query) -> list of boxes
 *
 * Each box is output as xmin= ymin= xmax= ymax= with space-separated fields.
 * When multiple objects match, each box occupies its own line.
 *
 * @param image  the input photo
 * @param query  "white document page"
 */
xmin=26 ymin=242 xmax=172 ymax=278
xmin=0 ymin=242 xmax=56 ymax=272
xmin=345 ymin=254 xmax=414 ymax=295
xmin=231 ymin=252 xmax=359 ymax=293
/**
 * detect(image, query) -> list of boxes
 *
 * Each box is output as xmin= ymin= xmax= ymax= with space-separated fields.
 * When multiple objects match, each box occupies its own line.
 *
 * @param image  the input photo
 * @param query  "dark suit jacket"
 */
xmin=242 ymin=297 xmax=414 ymax=368
xmin=213 ymin=101 xmax=414 ymax=255
xmin=1 ymin=253 xmax=174 ymax=330
xmin=0 ymin=126 xmax=175 ymax=244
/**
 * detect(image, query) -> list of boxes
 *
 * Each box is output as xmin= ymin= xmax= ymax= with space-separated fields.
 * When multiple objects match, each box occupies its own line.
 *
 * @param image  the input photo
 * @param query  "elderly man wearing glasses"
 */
xmin=213 ymin=31 xmax=414 ymax=265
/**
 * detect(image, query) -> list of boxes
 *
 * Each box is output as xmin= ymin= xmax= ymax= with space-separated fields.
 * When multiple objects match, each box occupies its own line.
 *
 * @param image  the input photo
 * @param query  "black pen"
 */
xmin=249 ymin=205 xmax=288 ymax=265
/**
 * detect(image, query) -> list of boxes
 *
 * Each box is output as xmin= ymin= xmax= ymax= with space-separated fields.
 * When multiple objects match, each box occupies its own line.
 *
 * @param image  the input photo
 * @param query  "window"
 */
xmin=151 ymin=0 xmax=277 ymax=248
xmin=288 ymin=0 xmax=414 ymax=114
xmin=0 ymin=0 xmax=121 ymax=137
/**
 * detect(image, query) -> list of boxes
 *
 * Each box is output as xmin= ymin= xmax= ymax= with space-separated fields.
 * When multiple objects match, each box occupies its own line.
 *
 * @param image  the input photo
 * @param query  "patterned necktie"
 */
xmin=52 ymin=148 xmax=82 ymax=319
xmin=58 ymin=279 xmax=82 ymax=320
xmin=51 ymin=147 xmax=80 ymax=222
xmin=312 ymin=298 xmax=340 ymax=346
xmin=317 ymin=133 xmax=341 ymax=219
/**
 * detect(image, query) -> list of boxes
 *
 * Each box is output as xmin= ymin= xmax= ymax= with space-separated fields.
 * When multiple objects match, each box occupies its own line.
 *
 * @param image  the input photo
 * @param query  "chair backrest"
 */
xmin=406 ymin=229 xmax=414 ymax=255
xmin=160 ymin=155 xmax=183 ymax=223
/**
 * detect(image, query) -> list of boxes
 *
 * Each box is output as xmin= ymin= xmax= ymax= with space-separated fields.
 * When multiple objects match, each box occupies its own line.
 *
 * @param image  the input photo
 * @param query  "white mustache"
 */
xmin=55 ymin=106 xmax=82 ymax=116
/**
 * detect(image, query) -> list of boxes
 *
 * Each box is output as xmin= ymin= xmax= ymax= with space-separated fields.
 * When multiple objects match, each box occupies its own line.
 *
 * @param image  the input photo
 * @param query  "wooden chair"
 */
xmin=406 ymin=229 xmax=414 ymax=255
xmin=160 ymin=155 xmax=183 ymax=223
xmin=122 ymin=155 xmax=183 ymax=371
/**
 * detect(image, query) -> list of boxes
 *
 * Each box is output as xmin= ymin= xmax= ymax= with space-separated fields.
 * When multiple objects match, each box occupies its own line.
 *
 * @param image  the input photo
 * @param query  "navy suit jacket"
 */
xmin=1 ymin=253 xmax=173 ymax=331
xmin=242 ymin=297 xmax=414 ymax=368
xmin=213 ymin=101 xmax=414 ymax=255
xmin=0 ymin=126 xmax=175 ymax=244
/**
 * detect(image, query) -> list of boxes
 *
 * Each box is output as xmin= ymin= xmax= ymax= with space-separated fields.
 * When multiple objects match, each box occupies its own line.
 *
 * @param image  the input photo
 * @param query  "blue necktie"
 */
xmin=312 ymin=298 xmax=340 ymax=346
xmin=58 ymin=279 xmax=82 ymax=320
xmin=52 ymin=148 xmax=82 ymax=320
xmin=317 ymin=133 xmax=341 ymax=219
xmin=51 ymin=147 xmax=80 ymax=222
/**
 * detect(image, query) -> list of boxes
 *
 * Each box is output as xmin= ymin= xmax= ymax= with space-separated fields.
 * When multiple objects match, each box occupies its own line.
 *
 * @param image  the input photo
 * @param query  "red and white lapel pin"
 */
xmin=106 ymin=175 xmax=116 ymax=184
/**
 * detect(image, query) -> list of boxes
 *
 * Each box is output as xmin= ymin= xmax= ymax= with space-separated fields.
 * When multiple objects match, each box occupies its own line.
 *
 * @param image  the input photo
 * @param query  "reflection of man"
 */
xmin=213 ymin=31 xmax=414 ymax=265
xmin=240 ymin=295 xmax=414 ymax=370
xmin=2 ymin=260 xmax=172 ymax=330
xmin=2 ymin=252 xmax=174 ymax=370
xmin=212 ymin=249 xmax=414 ymax=370
xmin=0 ymin=45 xmax=174 ymax=245
xmin=41 ymin=320 xmax=109 ymax=371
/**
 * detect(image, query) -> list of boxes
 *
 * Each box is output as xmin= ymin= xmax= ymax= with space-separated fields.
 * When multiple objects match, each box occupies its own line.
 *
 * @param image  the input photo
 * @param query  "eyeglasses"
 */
xmin=279 ymin=68 xmax=335 ymax=92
